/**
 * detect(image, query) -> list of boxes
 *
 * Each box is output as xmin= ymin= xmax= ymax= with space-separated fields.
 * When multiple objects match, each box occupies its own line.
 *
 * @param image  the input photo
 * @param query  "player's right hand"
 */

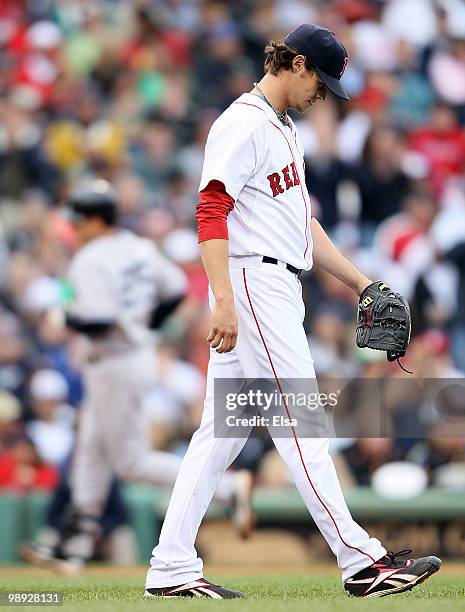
xmin=207 ymin=299 xmax=238 ymax=353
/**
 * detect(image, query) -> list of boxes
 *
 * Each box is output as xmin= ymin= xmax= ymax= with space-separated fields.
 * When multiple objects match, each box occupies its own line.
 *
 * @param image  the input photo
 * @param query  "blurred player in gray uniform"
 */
xmin=21 ymin=180 xmax=253 ymax=573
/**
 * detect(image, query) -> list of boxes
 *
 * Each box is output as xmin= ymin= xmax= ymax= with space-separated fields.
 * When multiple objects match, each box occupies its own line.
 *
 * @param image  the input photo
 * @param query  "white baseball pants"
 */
xmin=146 ymin=257 xmax=386 ymax=587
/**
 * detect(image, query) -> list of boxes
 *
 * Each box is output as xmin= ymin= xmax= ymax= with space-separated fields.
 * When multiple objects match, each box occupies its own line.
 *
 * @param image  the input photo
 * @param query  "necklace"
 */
xmin=253 ymin=82 xmax=289 ymax=126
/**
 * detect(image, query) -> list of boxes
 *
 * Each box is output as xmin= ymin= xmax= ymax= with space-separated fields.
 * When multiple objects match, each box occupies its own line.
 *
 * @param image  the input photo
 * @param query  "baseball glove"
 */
xmin=356 ymin=281 xmax=411 ymax=362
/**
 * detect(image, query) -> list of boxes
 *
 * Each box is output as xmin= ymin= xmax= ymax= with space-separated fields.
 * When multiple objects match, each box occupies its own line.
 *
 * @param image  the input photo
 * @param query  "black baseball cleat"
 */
xmin=145 ymin=578 xmax=244 ymax=599
xmin=344 ymin=549 xmax=442 ymax=598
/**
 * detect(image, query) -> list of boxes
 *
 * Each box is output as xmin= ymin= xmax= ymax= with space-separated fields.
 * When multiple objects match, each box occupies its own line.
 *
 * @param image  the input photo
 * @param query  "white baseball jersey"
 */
xmin=199 ymin=92 xmax=313 ymax=271
xmin=67 ymin=230 xmax=186 ymax=355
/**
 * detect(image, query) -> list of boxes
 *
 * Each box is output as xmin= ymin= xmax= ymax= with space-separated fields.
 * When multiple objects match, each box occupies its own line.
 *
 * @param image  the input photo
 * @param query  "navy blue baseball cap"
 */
xmin=284 ymin=24 xmax=350 ymax=100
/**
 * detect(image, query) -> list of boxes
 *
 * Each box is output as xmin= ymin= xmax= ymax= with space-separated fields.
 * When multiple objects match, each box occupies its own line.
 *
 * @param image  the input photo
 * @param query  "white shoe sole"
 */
xmin=144 ymin=591 xmax=200 ymax=599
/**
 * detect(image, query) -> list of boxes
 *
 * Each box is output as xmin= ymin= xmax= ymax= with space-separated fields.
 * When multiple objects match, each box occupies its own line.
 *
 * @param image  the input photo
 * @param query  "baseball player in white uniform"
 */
xmin=145 ymin=25 xmax=440 ymax=599
xmin=21 ymin=180 xmax=253 ymax=573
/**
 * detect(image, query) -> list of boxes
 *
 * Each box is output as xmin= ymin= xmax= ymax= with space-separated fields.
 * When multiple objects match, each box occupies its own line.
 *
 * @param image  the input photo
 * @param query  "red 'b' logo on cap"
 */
xmin=340 ymin=57 xmax=349 ymax=77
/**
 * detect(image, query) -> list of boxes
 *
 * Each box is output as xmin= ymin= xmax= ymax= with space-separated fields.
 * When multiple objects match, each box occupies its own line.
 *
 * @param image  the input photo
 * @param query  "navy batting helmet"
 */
xmin=67 ymin=179 xmax=118 ymax=225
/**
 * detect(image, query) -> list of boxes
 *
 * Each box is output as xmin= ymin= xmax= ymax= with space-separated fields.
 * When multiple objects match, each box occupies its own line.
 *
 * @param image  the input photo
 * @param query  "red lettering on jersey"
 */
xmin=267 ymin=172 xmax=284 ymax=197
xmin=282 ymin=165 xmax=294 ymax=190
xmin=290 ymin=162 xmax=300 ymax=186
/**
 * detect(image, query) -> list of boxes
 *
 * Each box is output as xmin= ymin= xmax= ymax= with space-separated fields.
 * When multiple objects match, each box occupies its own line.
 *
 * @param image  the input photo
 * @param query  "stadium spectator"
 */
xmin=408 ymin=103 xmax=465 ymax=197
xmin=0 ymin=391 xmax=22 ymax=452
xmin=335 ymin=437 xmax=404 ymax=488
xmin=0 ymin=437 xmax=58 ymax=491
xmin=25 ymin=369 xmax=75 ymax=467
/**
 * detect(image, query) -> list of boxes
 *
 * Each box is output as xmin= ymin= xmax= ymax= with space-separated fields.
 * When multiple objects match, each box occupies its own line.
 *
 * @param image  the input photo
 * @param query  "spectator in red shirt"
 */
xmin=409 ymin=102 xmax=465 ymax=196
xmin=0 ymin=437 xmax=58 ymax=492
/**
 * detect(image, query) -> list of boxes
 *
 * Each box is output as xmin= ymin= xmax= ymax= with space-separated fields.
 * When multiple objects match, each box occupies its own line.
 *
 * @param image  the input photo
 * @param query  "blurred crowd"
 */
xmin=1 ymin=0 xmax=465 ymax=508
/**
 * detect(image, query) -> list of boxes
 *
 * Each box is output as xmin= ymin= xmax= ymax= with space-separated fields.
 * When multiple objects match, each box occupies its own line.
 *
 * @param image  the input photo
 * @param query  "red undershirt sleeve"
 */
xmin=195 ymin=180 xmax=235 ymax=243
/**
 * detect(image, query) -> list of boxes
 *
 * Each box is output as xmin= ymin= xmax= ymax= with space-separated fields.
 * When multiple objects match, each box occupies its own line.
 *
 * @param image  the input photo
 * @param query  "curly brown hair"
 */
xmin=264 ymin=39 xmax=315 ymax=75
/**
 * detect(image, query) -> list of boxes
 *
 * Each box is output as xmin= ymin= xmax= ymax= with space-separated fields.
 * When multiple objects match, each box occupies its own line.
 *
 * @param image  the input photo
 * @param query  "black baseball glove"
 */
xmin=356 ymin=281 xmax=411 ymax=362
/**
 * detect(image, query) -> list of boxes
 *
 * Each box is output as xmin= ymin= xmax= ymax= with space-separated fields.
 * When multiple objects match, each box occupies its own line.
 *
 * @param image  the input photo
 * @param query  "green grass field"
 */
xmin=1 ymin=566 xmax=464 ymax=612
